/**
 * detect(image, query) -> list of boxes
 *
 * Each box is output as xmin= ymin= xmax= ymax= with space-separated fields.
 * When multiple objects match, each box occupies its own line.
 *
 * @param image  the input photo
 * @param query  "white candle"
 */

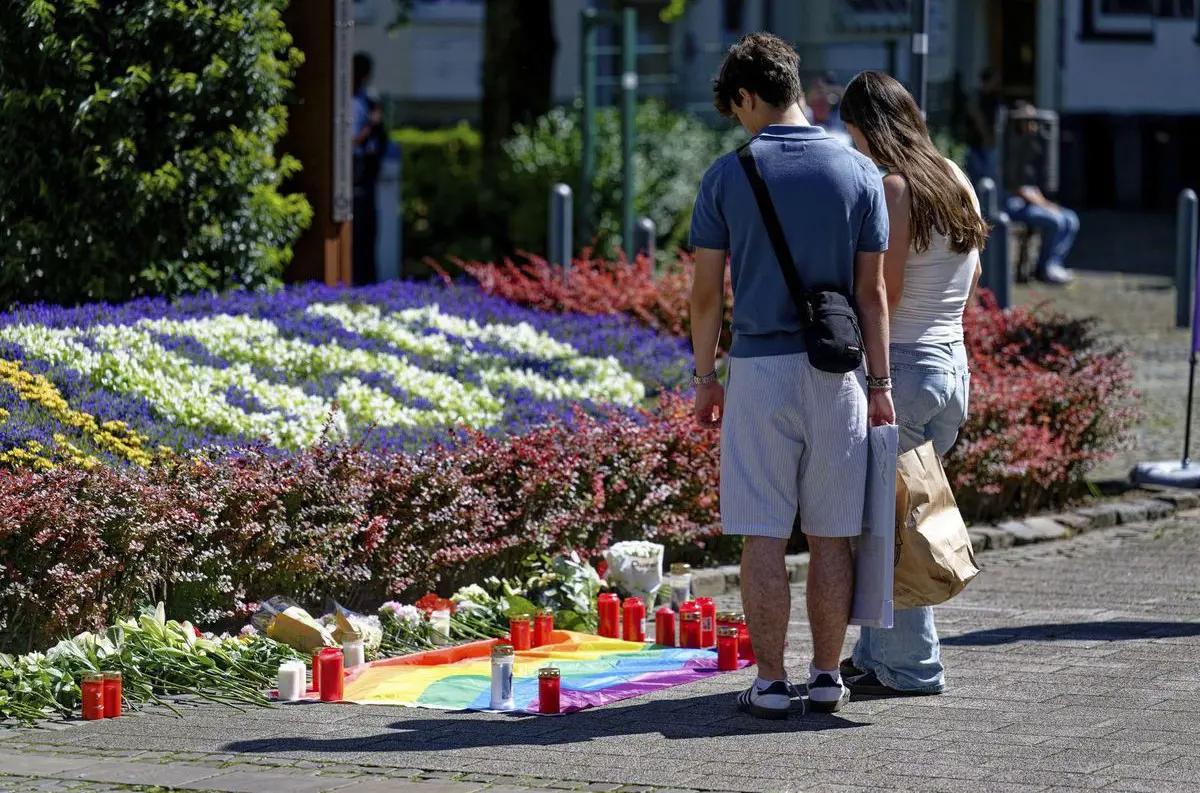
xmin=343 ymin=637 xmax=365 ymax=669
xmin=430 ymin=609 xmax=452 ymax=645
xmin=277 ymin=660 xmax=305 ymax=702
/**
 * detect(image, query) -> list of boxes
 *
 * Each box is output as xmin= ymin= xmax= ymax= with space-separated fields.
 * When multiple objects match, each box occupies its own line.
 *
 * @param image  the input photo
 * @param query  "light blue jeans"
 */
xmin=1005 ymin=196 xmax=1080 ymax=276
xmin=852 ymin=340 xmax=970 ymax=693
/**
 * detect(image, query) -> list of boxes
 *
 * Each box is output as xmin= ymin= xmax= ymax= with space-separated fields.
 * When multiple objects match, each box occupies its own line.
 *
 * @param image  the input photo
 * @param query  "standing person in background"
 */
xmin=689 ymin=33 xmax=894 ymax=720
xmin=352 ymin=53 xmax=387 ymax=286
xmin=966 ymin=67 xmax=1003 ymax=187
xmin=838 ymin=70 xmax=986 ymax=698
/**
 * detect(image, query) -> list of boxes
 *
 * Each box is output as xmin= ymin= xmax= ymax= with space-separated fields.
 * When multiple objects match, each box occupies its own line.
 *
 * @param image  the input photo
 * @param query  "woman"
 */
xmin=837 ymin=70 xmax=986 ymax=697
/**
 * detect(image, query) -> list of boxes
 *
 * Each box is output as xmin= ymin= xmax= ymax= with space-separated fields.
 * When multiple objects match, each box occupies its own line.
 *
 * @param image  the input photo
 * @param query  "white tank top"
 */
xmin=888 ymin=159 xmax=981 ymax=345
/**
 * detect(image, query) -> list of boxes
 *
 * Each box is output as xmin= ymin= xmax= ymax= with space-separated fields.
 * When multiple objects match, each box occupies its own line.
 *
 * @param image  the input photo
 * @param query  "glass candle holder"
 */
xmin=538 ymin=666 xmax=561 ymax=715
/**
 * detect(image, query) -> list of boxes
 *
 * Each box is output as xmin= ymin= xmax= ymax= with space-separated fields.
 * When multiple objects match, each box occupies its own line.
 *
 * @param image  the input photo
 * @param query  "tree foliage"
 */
xmin=0 ymin=0 xmax=312 ymax=307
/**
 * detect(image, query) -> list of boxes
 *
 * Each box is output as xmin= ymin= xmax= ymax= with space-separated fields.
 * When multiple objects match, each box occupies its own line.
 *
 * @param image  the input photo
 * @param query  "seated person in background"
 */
xmin=1003 ymin=103 xmax=1077 ymax=285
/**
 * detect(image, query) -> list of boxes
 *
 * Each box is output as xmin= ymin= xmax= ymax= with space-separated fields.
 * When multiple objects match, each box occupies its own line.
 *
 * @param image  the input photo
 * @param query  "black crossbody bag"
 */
xmin=736 ymin=143 xmax=865 ymax=375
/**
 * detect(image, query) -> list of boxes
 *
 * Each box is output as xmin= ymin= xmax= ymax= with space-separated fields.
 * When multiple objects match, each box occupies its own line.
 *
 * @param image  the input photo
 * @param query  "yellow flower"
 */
xmin=0 ymin=358 xmax=152 ymax=467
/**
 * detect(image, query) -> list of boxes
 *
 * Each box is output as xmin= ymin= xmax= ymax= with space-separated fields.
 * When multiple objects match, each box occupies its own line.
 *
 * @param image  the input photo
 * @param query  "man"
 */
xmin=689 ymin=33 xmax=894 ymax=719
xmin=352 ymin=52 xmax=387 ymax=287
xmin=966 ymin=67 xmax=1003 ymax=187
xmin=1004 ymin=102 xmax=1078 ymax=285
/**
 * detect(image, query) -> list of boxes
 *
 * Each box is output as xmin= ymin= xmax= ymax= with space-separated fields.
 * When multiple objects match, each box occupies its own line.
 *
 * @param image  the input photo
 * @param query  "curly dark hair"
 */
xmin=712 ymin=33 xmax=803 ymax=117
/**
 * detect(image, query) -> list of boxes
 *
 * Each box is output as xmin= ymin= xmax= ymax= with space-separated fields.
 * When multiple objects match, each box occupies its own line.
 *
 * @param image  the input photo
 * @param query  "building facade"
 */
xmin=353 ymin=0 xmax=1199 ymax=210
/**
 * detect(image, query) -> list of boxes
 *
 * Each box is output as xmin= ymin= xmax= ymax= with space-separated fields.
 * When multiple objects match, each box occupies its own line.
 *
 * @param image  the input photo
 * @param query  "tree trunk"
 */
xmin=480 ymin=0 xmax=557 ymax=256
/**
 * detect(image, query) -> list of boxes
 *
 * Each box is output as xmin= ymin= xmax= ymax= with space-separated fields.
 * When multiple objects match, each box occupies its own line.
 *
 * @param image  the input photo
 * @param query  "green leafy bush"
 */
xmin=0 ymin=0 xmax=311 ymax=307
xmin=391 ymin=124 xmax=490 ymax=268
xmin=393 ymin=102 xmax=742 ymax=266
xmin=503 ymin=100 xmax=744 ymax=257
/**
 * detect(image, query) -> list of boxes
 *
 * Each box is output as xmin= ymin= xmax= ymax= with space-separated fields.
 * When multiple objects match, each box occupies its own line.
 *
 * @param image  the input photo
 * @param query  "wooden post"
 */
xmin=281 ymin=0 xmax=353 ymax=287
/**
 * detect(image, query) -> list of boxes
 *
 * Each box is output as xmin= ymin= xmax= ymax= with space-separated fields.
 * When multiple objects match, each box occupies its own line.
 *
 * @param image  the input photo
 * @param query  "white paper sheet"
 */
xmin=850 ymin=423 xmax=899 ymax=629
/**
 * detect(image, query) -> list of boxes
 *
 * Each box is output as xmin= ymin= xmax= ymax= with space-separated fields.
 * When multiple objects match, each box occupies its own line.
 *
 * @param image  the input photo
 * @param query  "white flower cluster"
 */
xmin=0 ymin=301 xmax=646 ymax=450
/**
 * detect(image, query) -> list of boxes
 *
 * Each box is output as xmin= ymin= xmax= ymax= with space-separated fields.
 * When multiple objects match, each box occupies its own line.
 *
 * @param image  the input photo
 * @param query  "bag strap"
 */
xmin=736 ymin=142 xmax=813 ymax=325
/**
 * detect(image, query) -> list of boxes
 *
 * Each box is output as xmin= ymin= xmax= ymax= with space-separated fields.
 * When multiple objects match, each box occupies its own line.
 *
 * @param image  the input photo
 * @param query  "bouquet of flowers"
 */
xmin=602 ymin=541 xmax=665 ymax=606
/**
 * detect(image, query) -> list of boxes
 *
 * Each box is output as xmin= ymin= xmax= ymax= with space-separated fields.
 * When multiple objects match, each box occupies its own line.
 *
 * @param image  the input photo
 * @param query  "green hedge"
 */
xmin=394 ymin=102 xmax=743 ymax=266
xmin=392 ymin=124 xmax=490 ymax=268
xmin=0 ymin=0 xmax=311 ymax=307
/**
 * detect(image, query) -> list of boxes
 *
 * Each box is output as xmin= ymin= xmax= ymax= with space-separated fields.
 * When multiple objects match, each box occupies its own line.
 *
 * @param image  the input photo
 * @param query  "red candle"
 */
xmin=697 ymin=597 xmax=716 ymax=648
xmin=622 ymin=598 xmax=645 ymax=642
xmin=680 ymin=610 xmax=702 ymax=649
xmin=102 ymin=672 xmax=122 ymax=718
xmin=81 ymin=674 xmax=105 ymax=720
xmin=716 ymin=611 xmax=737 ymax=632
xmin=733 ymin=613 xmax=755 ymax=664
xmin=655 ymin=607 xmax=676 ymax=646
xmin=510 ymin=615 xmax=533 ymax=651
xmin=311 ymin=650 xmax=323 ymax=693
xmin=538 ymin=666 xmax=561 ymax=714
xmin=533 ymin=610 xmax=554 ymax=647
xmin=317 ymin=648 xmax=344 ymax=702
xmin=597 ymin=593 xmax=620 ymax=638
xmin=717 ymin=626 xmax=739 ymax=671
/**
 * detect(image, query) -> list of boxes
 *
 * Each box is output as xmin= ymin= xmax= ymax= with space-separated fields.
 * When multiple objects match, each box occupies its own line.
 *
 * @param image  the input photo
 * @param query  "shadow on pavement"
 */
xmin=222 ymin=692 xmax=866 ymax=756
xmin=942 ymin=620 xmax=1200 ymax=646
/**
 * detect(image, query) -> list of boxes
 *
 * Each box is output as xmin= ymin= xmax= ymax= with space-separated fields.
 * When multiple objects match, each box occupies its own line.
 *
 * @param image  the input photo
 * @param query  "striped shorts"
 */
xmin=720 ymin=353 xmax=868 ymax=539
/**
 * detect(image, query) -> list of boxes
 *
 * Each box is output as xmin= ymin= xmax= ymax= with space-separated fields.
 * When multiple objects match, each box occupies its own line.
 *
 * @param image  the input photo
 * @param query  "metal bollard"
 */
xmin=984 ymin=211 xmax=1013 ymax=310
xmin=548 ymin=183 xmax=573 ymax=271
xmin=633 ymin=216 xmax=656 ymax=263
xmin=976 ymin=177 xmax=999 ymax=222
xmin=1176 ymin=188 xmax=1198 ymax=329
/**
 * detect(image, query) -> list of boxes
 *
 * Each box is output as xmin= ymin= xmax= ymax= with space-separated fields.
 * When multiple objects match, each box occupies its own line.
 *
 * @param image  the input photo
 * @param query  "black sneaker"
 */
xmin=840 ymin=657 xmax=863 ymax=678
xmin=736 ymin=680 xmax=796 ymax=720
xmin=847 ymin=670 xmax=943 ymax=698
xmin=806 ymin=673 xmax=851 ymax=713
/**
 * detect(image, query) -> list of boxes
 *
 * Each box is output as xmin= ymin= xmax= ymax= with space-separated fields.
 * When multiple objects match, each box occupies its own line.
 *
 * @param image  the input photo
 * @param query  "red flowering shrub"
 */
xmin=460 ymin=251 xmax=735 ymax=353
xmin=467 ymin=255 xmax=1139 ymax=520
xmin=947 ymin=293 xmax=1139 ymax=519
xmin=0 ymin=394 xmax=724 ymax=651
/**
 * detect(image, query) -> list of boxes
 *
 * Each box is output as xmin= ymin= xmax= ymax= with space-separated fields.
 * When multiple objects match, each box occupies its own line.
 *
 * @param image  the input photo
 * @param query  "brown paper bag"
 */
xmin=893 ymin=441 xmax=980 ymax=610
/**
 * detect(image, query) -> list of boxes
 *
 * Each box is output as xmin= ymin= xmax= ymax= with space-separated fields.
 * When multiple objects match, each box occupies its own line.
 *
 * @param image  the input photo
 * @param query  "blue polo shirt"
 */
xmin=689 ymin=125 xmax=889 ymax=358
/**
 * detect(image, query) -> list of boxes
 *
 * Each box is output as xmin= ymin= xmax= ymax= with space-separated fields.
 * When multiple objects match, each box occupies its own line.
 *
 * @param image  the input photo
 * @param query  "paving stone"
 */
xmin=997 ymin=518 xmax=1070 ymax=545
xmin=51 ymin=759 xmax=225 ymax=787
xmin=1073 ymin=504 xmax=1120 ymax=527
xmin=968 ymin=529 xmax=987 ymax=554
xmin=968 ymin=526 xmax=1015 ymax=549
xmin=1111 ymin=501 xmax=1152 ymax=525
xmin=1146 ymin=489 xmax=1200 ymax=510
xmin=339 ymin=782 xmax=485 ymax=793
xmin=1052 ymin=511 xmax=1096 ymax=533
xmin=689 ymin=570 xmax=727 ymax=598
xmin=784 ymin=553 xmax=809 ymax=582
xmin=178 ymin=769 xmax=357 ymax=792
xmin=715 ymin=565 xmax=740 ymax=592
xmin=0 ymin=751 xmax=98 ymax=777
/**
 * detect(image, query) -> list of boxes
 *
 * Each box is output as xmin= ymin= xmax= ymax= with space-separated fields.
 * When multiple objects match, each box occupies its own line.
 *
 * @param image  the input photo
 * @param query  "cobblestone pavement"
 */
xmin=1013 ymin=271 xmax=1196 ymax=481
xmin=4 ymin=510 xmax=1200 ymax=792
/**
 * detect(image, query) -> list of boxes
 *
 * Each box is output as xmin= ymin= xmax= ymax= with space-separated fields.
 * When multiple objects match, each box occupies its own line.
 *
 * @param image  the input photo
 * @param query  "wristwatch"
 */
xmin=866 ymin=375 xmax=892 ymax=391
xmin=692 ymin=369 xmax=718 ymax=386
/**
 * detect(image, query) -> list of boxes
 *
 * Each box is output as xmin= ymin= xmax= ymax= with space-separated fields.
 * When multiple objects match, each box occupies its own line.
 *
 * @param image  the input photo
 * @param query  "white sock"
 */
xmin=808 ymin=662 xmax=842 ymax=686
xmin=754 ymin=675 xmax=786 ymax=690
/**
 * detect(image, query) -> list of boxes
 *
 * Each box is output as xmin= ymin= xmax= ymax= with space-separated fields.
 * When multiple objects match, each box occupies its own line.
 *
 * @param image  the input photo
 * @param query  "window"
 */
xmin=1081 ymin=0 xmax=1155 ymax=40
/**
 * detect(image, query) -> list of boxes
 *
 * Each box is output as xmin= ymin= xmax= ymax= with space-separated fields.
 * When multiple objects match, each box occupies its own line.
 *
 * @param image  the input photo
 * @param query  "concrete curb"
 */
xmin=686 ymin=486 xmax=1200 ymax=598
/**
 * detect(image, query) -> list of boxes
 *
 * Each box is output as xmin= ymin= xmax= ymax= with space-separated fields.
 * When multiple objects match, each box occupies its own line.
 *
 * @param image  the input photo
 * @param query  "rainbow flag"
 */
xmin=339 ymin=631 xmax=749 ymax=714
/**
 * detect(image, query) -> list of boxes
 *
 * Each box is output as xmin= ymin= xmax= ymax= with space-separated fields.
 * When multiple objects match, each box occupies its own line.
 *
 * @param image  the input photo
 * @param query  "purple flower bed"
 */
xmin=0 ymin=280 xmax=689 ymax=458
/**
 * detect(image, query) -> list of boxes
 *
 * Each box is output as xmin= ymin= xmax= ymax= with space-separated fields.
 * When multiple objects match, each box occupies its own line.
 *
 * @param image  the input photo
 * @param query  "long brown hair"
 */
xmin=839 ymin=71 xmax=988 ymax=255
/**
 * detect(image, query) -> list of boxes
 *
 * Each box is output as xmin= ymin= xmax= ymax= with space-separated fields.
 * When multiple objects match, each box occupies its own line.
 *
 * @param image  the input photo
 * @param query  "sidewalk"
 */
xmin=4 ymin=511 xmax=1200 ymax=793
